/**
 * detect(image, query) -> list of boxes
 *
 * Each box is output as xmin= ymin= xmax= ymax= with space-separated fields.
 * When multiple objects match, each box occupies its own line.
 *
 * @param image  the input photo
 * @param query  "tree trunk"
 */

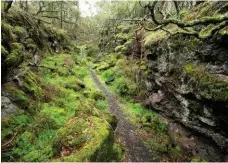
xmin=60 ymin=1 xmax=63 ymax=29
xmin=4 ymin=1 xmax=13 ymax=13
xmin=196 ymin=1 xmax=205 ymax=6
xmin=25 ymin=1 xmax=28 ymax=11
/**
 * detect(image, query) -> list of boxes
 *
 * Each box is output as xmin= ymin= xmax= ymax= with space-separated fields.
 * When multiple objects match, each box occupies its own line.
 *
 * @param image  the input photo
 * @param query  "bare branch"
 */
xmin=39 ymin=15 xmax=75 ymax=24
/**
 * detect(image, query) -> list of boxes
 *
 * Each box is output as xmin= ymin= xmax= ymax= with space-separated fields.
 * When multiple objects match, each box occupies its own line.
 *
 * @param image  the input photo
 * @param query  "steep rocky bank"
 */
xmin=144 ymin=31 xmax=228 ymax=161
xmin=97 ymin=1 xmax=228 ymax=161
xmin=140 ymin=2 xmax=228 ymax=161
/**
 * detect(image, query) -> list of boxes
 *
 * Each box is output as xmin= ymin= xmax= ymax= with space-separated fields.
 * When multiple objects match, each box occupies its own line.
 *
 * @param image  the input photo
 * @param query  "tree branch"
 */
xmin=165 ymin=21 xmax=228 ymax=40
xmin=143 ymin=1 xmax=228 ymax=40
xmin=39 ymin=15 xmax=75 ymax=24
xmin=148 ymin=1 xmax=228 ymax=28
xmin=4 ymin=1 xmax=13 ymax=13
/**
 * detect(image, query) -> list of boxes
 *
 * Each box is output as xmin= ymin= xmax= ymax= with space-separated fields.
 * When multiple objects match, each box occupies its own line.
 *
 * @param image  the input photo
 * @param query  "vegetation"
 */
xmin=1 ymin=0 xmax=227 ymax=162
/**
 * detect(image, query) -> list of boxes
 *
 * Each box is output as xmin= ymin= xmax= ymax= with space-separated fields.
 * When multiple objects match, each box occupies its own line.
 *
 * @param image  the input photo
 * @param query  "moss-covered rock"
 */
xmin=117 ymin=24 xmax=131 ymax=33
xmin=1 ymin=45 xmax=9 ymax=57
xmin=21 ymin=70 xmax=42 ymax=98
xmin=53 ymin=116 xmax=119 ymax=162
xmin=12 ymin=26 xmax=28 ymax=40
xmin=1 ymin=20 xmax=15 ymax=43
xmin=5 ymin=43 xmax=24 ymax=67
xmin=3 ymin=83 xmax=30 ymax=109
xmin=199 ymin=74 xmax=228 ymax=101
xmin=115 ymin=33 xmax=131 ymax=41
xmin=185 ymin=63 xmax=228 ymax=101
xmin=89 ymin=89 xmax=105 ymax=101
xmin=2 ymin=114 xmax=31 ymax=143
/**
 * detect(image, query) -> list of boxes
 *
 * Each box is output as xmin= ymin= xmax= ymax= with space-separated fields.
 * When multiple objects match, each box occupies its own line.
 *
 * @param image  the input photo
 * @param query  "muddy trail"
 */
xmin=88 ymin=67 xmax=153 ymax=162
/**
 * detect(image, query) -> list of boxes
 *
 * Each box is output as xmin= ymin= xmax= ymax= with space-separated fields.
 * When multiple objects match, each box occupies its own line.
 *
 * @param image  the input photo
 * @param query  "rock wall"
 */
xmin=143 ymin=27 xmax=228 ymax=158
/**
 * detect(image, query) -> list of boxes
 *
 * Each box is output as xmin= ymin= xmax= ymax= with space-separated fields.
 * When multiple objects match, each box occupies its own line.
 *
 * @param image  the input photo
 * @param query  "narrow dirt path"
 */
xmin=88 ymin=67 xmax=153 ymax=162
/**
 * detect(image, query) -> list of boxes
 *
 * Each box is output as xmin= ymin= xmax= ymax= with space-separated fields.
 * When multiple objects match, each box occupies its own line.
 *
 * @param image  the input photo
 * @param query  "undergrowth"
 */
xmin=94 ymin=53 xmax=189 ymax=161
xmin=2 ymin=53 xmax=122 ymax=162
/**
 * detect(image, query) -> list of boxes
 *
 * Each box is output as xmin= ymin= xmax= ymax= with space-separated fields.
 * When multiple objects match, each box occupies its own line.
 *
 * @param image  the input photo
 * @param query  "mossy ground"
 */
xmin=2 ymin=52 xmax=122 ymax=162
xmin=93 ymin=53 xmax=189 ymax=161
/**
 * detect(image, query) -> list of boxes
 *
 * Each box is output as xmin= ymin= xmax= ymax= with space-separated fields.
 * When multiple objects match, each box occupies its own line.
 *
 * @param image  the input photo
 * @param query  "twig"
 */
xmin=2 ymin=132 xmax=18 ymax=148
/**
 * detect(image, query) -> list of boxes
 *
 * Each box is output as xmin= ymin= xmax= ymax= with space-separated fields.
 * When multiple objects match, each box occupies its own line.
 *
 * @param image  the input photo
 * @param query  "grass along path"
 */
xmin=90 ymin=53 xmax=189 ymax=161
xmin=88 ymin=67 xmax=154 ymax=162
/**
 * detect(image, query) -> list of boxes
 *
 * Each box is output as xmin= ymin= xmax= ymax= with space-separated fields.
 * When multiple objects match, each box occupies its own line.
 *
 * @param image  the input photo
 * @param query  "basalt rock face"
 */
xmin=144 ymin=33 xmax=228 ymax=160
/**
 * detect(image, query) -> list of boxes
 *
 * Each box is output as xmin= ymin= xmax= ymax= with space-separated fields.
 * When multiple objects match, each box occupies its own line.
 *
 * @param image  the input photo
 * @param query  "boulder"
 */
xmin=1 ymin=96 xmax=18 ymax=117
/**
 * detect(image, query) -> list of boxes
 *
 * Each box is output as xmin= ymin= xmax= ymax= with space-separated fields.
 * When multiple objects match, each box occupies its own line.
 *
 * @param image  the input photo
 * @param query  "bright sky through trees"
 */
xmin=79 ymin=0 xmax=100 ymax=17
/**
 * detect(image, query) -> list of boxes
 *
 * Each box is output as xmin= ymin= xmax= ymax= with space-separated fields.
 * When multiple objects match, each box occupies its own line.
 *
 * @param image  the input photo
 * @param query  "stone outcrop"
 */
xmin=143 ymin=31 xmax=228 ymax=160
xmin=140 ymin=2 xmax=228 ymax=160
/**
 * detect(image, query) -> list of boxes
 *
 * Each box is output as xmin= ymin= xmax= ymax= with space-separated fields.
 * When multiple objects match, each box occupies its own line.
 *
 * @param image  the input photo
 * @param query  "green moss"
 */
xmin=122 ymin=102 xmax=167 ymax=134
xmin=1 ymin=127 xmax=13 ymax=142
xmin=5 ymin=43 xmax=24 ymax=66
xmin=114 ymin=39 xmax=132 ymax=54
xmin=22 ymin=150 xmax=41 ymax=162
xmin=63 ymin=79 xmax=85 ymax=92
xmin=1 ymin=45 xmax=9 ymax=57
xmin=22 ymin=70 xmax=42 ymax=98
xmin=89 ymin=90 xmax=105 ymax=101
xmin=140 ymin=60 xmax=148 ymax=71
xmin=218 ymin=26 xmax=228 ymax=36
xmin=115 ymin=99 xmax=171 ymax=161
xmin=183 ymin=1 xmax=227 ymax=22
xmin=115 ymin=33 xmax=131 ymax=41
xmin=124 ymin=39 xmax=133 ymax=47
xmin=197 ymin=2 xmax=213 ymax=17
xmin=85 ymin=44 xmax=99 ymax=57
xmin=144 ymin=30 xmax=168 ymax=46
xmin=107 ymin=143 xmax=124 ymax=161
xmin=12 ymin=129 xmax=56 ymax=162
xmin=111 ymin=77 xmax=137 ymax=97
xmin=96 ymin=62 xmax=113 ymax=71
xmin=30 ymin=115 xmax=59 ymax=132
xmin=101 ymin=69 xmax=115 ymax=83
xmin=191 ymin=155 xmax=207 ymax=162
xmin=78 ymin=66 xmax=89 ymax=78
xmin=3 ymin=83 xmax=30 ymax=109
xmin=64 ymin=83 xmax=81 ymax=91
xmin=1 ymin=20 xmax=15 ymax=42
xmin=55 ymin=117 xmax=88 ymax=149
xmin=180 ymin=9 xmax=188 ymax=18
xmin=198 ymin=22 xmax=227 ymax=38
xmin=2 ymin=114 xmax=31 ymax=142
xmin=12 ymin=42 xmax=23 ymax=50
xmin=102 ymin=113 xmax=118 ymax=130
xmin=3 ymin=53 xmax=122 ymax=162
xmin=27 ymin=43 xmax=37 ymax=49
xmin=115 ymin=45 xmax=127 ymax=53
xmin=170 ymin=37 xmax=201 ymax=51
xmin=40 ymin=103 xmax=67 ymax=127
xmin=200 ymin=24 xmax=214 ymax=37
xmin=199 ymin=75 xmax=228 ymax=101
xmin=117 ymin=24 xmax=131 ymax=33
xmin=185 ymin=63 xmax=228 ymax=101
xmin=13 ymin=26 xmax=28 ymax=38
xmin=53 ymin=116 xmax=119 ymax=162
xmin=25 ymin=38 xmax=35 ymax=44
xmin=96 ymin=100 xmax=108 ymax=111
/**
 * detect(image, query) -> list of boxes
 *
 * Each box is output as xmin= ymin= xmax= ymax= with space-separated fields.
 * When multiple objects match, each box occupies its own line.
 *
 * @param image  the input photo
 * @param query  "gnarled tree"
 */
xmin=142 ymin=1 xmax=228 ymax=40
